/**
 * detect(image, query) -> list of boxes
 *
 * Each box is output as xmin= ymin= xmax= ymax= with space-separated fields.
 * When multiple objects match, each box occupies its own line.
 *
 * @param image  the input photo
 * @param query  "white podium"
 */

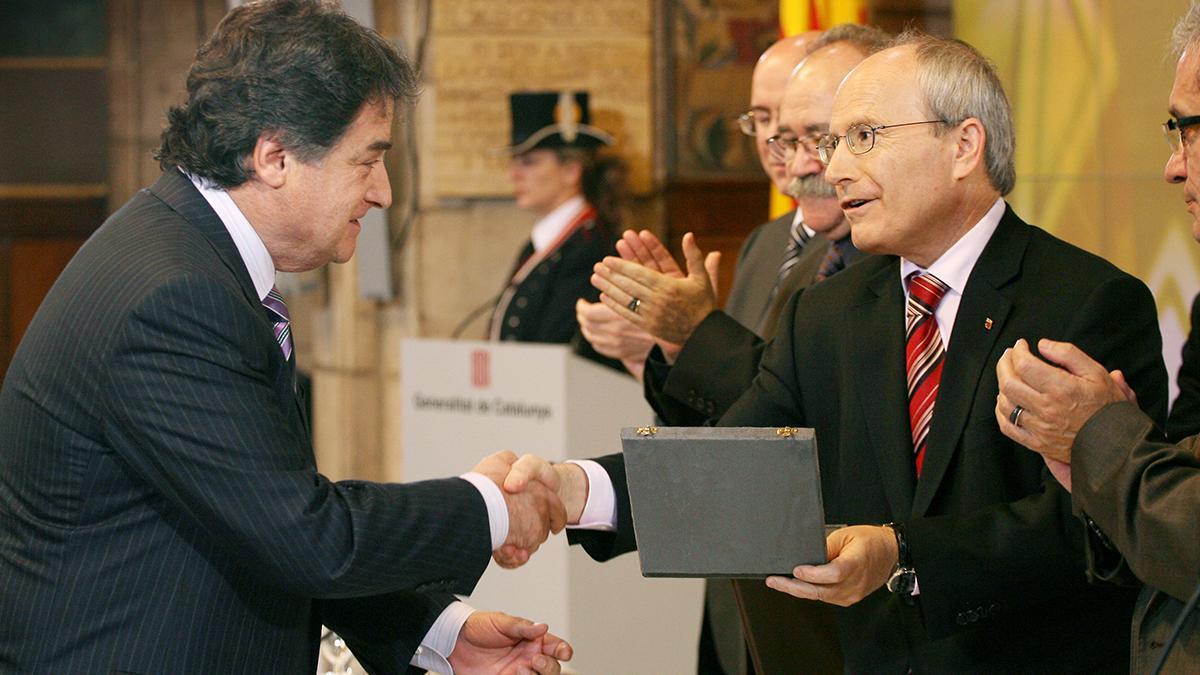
xmin=401 ymin=339 xmax=703 ymax=674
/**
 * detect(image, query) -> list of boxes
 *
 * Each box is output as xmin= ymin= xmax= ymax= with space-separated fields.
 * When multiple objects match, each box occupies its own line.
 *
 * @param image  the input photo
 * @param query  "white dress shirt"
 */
xmin=898 ymin=197 xmax=1004 ymax=347
xmin=570 ymin=198 xmax=1008 ymax=534
xmin=531 ymin=195 xmax=586 ymax=252
xmin=792 ymin=208 xmax=816 ymax=240
xmin=187 ymin=171 xmax=504 ymax=673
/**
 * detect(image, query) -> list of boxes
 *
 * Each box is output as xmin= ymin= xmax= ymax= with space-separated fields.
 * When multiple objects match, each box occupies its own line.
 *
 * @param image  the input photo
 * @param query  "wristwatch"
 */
xmin=884 ymin=522 xmax=917 ymax=596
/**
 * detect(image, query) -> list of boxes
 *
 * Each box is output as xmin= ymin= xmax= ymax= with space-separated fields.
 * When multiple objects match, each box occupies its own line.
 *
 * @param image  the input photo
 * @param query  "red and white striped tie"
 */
xmin=905 ymin=273 xmax=949 ymax=477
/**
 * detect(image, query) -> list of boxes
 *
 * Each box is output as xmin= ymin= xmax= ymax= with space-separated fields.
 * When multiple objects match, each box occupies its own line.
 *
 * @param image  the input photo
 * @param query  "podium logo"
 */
xmin=471 ymin=349 xmax=490 ymax=388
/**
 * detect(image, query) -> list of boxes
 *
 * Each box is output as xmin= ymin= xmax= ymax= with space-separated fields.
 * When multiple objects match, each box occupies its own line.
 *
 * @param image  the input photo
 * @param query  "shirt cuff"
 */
xmin=565 ymin=459 xmax=616 ymax=530
xmin=412 ymin=600 xmax=476 ymax=674
xmin=460 ymin=472 xmax=508 ymax=550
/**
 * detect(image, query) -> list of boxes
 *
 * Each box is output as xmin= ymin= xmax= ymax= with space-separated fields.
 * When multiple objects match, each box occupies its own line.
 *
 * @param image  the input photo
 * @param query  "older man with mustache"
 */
xmin=594 ymin=25 xmax=885 ymax=427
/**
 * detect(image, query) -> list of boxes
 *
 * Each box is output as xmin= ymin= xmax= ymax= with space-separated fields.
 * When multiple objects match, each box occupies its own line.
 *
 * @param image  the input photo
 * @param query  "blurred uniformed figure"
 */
xmin=489 ymin=91 xmax=624 ymax=366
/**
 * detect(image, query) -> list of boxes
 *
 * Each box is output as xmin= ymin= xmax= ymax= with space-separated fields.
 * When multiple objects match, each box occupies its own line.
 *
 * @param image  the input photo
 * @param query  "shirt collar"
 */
xmin=531 ymin=195 xmax=586 ymax=252
xmin=791 ymin=208 xmax=815 ymax=239
xmin=185 ymin=170 xmax=277 ymax=302
xmin=900 ymin=197 xmax=1005 ymax=295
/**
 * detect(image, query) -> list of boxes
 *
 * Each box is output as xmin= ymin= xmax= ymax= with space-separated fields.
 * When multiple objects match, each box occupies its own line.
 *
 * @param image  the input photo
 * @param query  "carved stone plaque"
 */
xmin=427 ymin=0 xmax=653 ymax=198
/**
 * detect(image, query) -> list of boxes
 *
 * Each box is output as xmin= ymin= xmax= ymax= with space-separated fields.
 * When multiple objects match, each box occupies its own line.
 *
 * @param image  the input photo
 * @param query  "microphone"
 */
xmin=450 ymin=290 xmax=505 ymax=339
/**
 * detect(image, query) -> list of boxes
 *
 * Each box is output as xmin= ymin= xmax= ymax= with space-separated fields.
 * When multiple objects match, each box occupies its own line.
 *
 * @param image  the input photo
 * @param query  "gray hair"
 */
xmin=1172 ymin=3 xmax=1200 ymax=58
xmin=890 ymin=31 xmax=1016 ymax=196
xmin=808 ymin=23 xmax=891 ymax=55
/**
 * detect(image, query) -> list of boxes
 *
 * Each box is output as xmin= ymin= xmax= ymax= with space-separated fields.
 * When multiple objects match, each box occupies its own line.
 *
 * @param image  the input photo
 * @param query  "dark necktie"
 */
xmin=262 ymin=285 xmax=294 ymax=362
xmin=814 ymin=237 xmax=850 ymax=282
xmin=905 ymin=272 xmax=949 ymax=477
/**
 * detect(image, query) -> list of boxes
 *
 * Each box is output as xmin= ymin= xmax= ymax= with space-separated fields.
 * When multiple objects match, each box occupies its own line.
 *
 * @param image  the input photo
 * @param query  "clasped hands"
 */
xmin=994 ymin=338 xmax=1136 ymax=492
xmin=470 ymin=451 xmax=589 ymax=569
xmin=456 ymin=452 xmax=585 ymax=674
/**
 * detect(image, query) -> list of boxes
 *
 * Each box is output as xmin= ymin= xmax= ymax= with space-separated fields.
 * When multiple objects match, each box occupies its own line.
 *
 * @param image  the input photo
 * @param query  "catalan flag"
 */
xmin=770 ymin=0 xmax=868 ymax=218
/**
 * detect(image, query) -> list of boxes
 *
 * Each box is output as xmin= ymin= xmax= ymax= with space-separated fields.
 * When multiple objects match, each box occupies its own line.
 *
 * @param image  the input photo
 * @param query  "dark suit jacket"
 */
xmin=722 ymin=210 xmax=805 ymax=334
xmin=572 ymin=206 xmax=1169 ymax=672
xmin=1074 ymin=402 xmax=1200 ymax=672
xmin=1167 ymin=292 xmax=1200 ymax=442
xmin=492 ymin=211 xmax=620 ymax=370
xmin=494 ymin=212 xmax=614 ymax=332
xmin=0 ymin=171 xmax=491 ymax=673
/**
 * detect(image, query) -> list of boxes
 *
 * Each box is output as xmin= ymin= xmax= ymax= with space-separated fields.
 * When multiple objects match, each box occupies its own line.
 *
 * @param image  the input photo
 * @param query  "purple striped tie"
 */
xmin=262 ymin=286 xmax=294 ymax=362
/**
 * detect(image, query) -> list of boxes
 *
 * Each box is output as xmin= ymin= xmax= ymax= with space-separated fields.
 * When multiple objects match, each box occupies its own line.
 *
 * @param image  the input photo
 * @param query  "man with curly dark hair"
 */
xmin=0 ymin=1 xmax=571 ymax=672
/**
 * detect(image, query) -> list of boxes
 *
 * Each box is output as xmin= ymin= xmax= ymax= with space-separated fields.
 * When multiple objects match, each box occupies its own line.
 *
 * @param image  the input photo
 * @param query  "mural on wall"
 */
xmin=427 ymin=0 xmax=654 ymax=198
xmin=668 ymin=0 xmax=779 ymax=179
xmin=956 ymin=0 xmax=1200 ymax=401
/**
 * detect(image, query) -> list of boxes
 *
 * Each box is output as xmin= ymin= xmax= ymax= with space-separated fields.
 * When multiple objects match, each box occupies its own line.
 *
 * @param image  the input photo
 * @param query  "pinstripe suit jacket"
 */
xmin=0 ymin=170 xmax=491 ymax=673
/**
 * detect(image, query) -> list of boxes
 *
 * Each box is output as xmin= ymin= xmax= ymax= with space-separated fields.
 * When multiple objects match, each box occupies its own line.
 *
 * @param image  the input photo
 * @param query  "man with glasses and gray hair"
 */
xmin=575 ymin=33 xmax=820 ymax=389
xmin=507 ymin=31 xmax=1169 ymax=671
xmin=579 ymin=31 xmax=826 ymax=675
xmin=587 ymin=25 xmax=886 ymax=429
xmin=993 ymin=4 xmax=1200 ymax=670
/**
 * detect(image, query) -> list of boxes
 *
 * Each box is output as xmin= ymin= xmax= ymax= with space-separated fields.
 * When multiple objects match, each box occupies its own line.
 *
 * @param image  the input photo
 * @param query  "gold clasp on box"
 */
xmin=636 ymin=426 xmax=658 ymax=437
xmin=777 ymin=427 xmax=799 ymax=438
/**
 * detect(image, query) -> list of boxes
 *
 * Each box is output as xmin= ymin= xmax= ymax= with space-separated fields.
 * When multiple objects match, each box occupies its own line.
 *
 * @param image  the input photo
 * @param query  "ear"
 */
xmin=950 ymin=118 xmax=986 ymax=182
xmin=246 ymin=132 xmax=291 ymax=189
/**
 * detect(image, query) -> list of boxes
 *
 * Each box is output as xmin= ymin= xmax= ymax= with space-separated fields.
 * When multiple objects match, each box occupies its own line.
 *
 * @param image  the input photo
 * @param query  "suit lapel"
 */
xmin=730 ymin=210 xmax=791 ymax=332
xmin=149 ymin=171 xmax=312 ymax=444
xmin=851 ymin=259 xmax=917 ymax=517
xmin=758 ymin=235 xmax=830 ymax=338
xmin=911 ymin=207 xmax=1027 ymax=516
xmin=148 ymin=170 xmax=261 ymax=310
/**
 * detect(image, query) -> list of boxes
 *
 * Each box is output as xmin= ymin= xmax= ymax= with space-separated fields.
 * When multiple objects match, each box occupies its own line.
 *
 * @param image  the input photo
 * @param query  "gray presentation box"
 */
xmin=621 ymin=426 xmax=828 ymax=578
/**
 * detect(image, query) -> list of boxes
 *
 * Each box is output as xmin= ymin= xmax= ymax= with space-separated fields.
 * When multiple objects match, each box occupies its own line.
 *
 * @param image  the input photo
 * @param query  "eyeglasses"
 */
xmin=1164 ymin=115 xmax=1200 ymax=154
xmin=766 ymin=132 xmax=825 ymax=163
xmin=816 ymin=120 xmax=947 ymax=165
xmin=737 ymin=109 xmax=770 ymax=137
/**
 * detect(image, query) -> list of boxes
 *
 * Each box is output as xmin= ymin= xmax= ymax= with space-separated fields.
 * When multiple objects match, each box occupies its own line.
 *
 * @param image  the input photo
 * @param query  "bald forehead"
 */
xmin=753 ymin=33 xmax=820 ymax=93
xmin=786 ymin=44 xmax=868 ymax=106
xmin=830 ymin=45 xmax=921 ymax=126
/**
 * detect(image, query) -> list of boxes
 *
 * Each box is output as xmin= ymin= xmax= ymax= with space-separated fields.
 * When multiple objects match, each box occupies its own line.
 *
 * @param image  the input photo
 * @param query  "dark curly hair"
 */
xmin=156 ymin=0 xmax=419 ymax=188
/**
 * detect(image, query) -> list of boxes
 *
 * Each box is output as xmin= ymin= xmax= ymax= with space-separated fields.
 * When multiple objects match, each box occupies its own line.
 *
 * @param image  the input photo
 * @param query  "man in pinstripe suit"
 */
xmin=0 ymin=1 xmax=570 ymax=673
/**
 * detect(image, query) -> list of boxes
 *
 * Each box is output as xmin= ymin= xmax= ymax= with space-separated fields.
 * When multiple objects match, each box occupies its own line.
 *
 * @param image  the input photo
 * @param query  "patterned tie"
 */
xmin=262 ymin=286 xmax=294 ymax=362
xmin=905 ymin=272 xmax=949 ymax=477
xmin=775 ymin=220 xmax=812 ymax=287
xmin=814 ymin=237 xmax=849 ymax=282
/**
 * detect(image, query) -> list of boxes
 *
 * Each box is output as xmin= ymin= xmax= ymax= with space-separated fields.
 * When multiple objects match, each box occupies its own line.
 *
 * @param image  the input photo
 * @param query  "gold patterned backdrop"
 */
xmin=668 ymin=0 xmax=779 ymax=179
xmin=956 ymin=0 xmax=1200 ymax=400
xmin=427 ymin=0 xmax=654 ymax=197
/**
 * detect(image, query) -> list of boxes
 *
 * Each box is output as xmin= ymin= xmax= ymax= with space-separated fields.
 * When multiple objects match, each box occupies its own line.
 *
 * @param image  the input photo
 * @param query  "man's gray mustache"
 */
xmin=787 ymin=174 xmax=837 ymax=199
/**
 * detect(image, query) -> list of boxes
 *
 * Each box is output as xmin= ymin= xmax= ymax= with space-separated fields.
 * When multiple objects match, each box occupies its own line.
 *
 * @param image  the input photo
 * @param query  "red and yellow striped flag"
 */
xmin=770 ymin=0 xmax=868 ymax=218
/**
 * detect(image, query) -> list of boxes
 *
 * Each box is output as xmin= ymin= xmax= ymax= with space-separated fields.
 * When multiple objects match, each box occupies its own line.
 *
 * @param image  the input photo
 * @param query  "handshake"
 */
xmin=471 ymin=451 xmax=590 ymax=568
